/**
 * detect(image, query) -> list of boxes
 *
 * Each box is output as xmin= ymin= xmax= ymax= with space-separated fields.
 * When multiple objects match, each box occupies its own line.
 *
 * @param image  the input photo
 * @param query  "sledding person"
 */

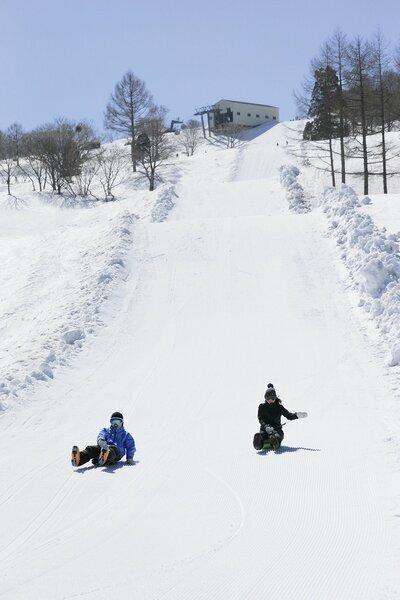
xmin=256 ymin=384 xmax=308 ymax=450
xmin=71 ymin=412 xmax=136 ymax=467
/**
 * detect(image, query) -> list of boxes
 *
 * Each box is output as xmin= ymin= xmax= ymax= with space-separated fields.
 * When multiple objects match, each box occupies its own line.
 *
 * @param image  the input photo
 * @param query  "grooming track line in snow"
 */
xmin=0 ymin=122 xmax=399 ymax=599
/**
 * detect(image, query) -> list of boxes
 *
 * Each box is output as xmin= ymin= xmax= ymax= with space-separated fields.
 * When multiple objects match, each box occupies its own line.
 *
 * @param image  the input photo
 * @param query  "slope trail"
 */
xmin=0 ymin=126 xmax=398 ymax=599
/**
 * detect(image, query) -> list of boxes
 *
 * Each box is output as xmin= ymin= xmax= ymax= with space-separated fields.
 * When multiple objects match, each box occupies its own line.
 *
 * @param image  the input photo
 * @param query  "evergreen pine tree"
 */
xmin=305 ymin=66 xmax=341 ymax=186
xmin=307 ymin=66 xmax=341 ymax=140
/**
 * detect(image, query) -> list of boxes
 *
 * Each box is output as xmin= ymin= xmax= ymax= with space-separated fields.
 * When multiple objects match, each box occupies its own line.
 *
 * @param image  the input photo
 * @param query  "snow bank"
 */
xmin=151 ymin=185 xmax=177 ymax=222
xmin=322 ymin=185 xmax=400 ymax=366
xmin=279 ymin=165 xmax=311 ymax=213
xmin=0 ymin=209 xmax=137 ymax=408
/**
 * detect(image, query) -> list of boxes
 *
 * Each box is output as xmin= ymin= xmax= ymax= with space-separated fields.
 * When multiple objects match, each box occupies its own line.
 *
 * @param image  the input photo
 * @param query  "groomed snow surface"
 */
xmin=0 ymin=122 xmax=400 ymax=599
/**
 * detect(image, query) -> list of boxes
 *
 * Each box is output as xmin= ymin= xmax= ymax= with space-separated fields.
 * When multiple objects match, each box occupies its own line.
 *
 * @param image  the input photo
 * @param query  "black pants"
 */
xmin=260 ymin=425 xmax=284 ymax=446
xmin=79 ymin=444 xmax=121 ymax=466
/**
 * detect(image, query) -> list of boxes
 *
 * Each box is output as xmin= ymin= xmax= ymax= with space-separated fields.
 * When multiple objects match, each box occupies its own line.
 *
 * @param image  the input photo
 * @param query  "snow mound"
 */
xmin=61 ymin=328 xmax=85 ymax=345
xmin=279 ymin=165 xmax=311 ymax=213
xmin=151 ymin=185 xmax=177 ymax=222
xmin=322 ymin=185 xmax=400 ymax=366
xmin=0 ymin=209 xmax=137 ymax=407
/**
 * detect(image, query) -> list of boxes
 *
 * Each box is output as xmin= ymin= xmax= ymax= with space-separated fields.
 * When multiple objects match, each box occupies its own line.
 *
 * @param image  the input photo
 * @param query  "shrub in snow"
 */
xmin=322 ymin=185 xmax=400 ymax=366
xmin=279 ymin=165 xmax=311 ymax=213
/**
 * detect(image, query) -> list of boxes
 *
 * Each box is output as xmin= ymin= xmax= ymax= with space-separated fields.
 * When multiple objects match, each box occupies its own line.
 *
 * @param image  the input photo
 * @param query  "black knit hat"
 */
xmin=111 ymin=411 xmax=124 ymax=420
xmin=265 ymin=387 xmax=277 ymax=400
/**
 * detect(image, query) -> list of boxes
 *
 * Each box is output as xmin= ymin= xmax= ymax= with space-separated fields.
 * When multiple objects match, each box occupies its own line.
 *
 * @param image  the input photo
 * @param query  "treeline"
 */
xmin=0 ymin=71 xmax=202 ymax=198
xmin=297 ymin=31 xmax=400 ymax=194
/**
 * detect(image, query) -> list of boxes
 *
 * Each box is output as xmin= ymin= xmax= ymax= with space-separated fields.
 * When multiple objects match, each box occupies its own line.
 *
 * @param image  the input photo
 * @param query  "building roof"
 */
xmin=215 ymin=99 xmax=279 ymax=109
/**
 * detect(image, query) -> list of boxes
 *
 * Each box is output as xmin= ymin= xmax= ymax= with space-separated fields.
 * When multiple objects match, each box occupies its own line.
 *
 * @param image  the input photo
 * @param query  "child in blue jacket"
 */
xmin=71 ymin=412 xmax=136 ymax=467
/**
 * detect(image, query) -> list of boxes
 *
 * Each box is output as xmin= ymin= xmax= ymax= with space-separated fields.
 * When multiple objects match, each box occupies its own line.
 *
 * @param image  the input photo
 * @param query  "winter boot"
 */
xmin=98 ymin=444 xmax=110 ymax=466
xmin=71 ymin=445 xmax=81 ymax=467
xmin=253 ymin=432 xmax=266 ymax=451
xmin=268 ymin=432 xmax=280 ymax=450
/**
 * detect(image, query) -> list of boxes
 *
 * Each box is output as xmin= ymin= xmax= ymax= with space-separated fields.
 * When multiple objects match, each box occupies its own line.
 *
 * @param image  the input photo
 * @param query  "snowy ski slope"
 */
xmin=0 ymin=123 xmax=399 ymax=599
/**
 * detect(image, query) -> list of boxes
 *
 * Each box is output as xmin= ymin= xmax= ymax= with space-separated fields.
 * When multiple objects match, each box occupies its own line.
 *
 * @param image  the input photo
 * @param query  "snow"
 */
xmin=0 ymin=122 xmax=399 ymax=599
xmin=320 ymin=185 xmax=400 ymax=367
xmin=362 ymin=193 xmax=400 ymax=236
xmin=151 ymin=185 xmax=177 ymax=222
xmin=279 ymin=164 xmax=311 ymax=212
xmin=0 ymin=195 xmax=138 ymax=406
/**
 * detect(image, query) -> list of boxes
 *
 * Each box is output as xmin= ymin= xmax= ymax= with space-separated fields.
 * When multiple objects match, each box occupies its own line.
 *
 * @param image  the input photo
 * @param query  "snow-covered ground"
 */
xmin=0 ymin=122 xmax=399 ymax=599
xmin=363 ymin=193 xmax=400 ymax=236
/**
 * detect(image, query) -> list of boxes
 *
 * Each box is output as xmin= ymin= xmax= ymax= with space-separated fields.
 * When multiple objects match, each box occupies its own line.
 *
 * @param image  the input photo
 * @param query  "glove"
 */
xmin=264 ymin=425 xmax=275 ymax=435
xmin=126 ymin=458 xmax=135 ymax=465
xmin=98 ymin=439 xmax=107 ymax=448
xmin=296 ymin=412 xmax=308 ymax=419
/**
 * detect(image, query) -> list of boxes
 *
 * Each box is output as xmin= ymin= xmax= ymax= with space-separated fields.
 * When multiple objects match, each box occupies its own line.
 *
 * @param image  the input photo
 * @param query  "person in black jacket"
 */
xmin=257 ymin=383 xmax=308 ymax=449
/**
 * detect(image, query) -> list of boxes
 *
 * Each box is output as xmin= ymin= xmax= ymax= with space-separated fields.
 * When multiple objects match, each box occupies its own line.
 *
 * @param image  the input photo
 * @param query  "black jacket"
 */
xmin=258 ymin=399 xmax=298 ymax=432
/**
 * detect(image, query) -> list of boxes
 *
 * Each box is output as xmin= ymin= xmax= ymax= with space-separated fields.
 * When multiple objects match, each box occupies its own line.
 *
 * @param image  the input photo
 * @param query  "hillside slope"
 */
xmin=0 ymin=123 xmax=399 ymax=599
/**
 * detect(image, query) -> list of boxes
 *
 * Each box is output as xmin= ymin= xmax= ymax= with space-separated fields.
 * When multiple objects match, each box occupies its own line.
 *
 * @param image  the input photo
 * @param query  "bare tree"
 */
xmin=28 ymin=125 xmax=60 ymax=192
xmin=28 ymin=119 xmax=99 ymax=194
xmin=0 ymin=133 xmax=16 ymax=195
xmin=216 ymin=122 xmax=246 ymax=148
xmin=104 ymin=71 xmax=153 ymax=173
xmin=97 ymin=144 xmax=130 ymax=200
xmin=294 ymin=64 xmax=317 ymax=119
xmin=345 ymin=36 xmax=374 ymax=194
xmin=179 ymin=119 xmax=202 ymax=156
xmin=21 ymin=133 xmax=47 ymax=191
xmin=67 ymin=158 xmax=99 ymax=198
xmin=382 ymin=69 xmax=400 ymax=130
xmin=295 ymin=31 xmax=400 ymax=194
xmin=371 ymin=32 xmax=391 ymax=193
xmin=296 ymin=44 xmax=341 ymax=185
xmin=7 ymin=123 xmax=25 ymax=166
xmin=300 ymin=35 xmax=350 ymax=185
xmin=136 ymin=105 xmax=175 ymax=191
xmin=329 ymin=30 xmax=349 ymax=183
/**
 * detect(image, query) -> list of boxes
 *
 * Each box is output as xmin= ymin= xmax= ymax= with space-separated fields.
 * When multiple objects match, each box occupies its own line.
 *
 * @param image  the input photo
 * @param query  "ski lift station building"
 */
xmin=195 ymin=99 xmax=279 ymax=131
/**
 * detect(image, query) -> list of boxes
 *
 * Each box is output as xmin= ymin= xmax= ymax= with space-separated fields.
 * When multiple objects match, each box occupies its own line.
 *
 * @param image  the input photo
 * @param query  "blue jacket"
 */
xmin=97 ymin=426 xmax=136 ymax=461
